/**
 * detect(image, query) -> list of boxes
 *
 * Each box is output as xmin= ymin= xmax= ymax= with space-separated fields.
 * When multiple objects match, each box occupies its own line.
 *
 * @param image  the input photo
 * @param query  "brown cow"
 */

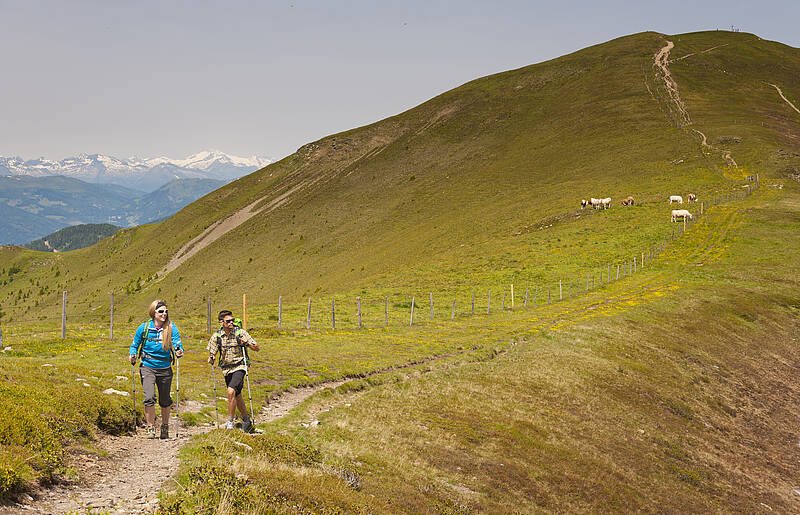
xmin=687 ymin=193 xmax=697 ymax=202
xmin=620 ymin=196 xmax=635 ymax=206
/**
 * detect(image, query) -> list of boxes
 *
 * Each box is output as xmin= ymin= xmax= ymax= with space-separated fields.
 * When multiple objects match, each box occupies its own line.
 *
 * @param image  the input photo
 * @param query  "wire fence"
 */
xmin=0 ymin=181 xmax=761 ymax=347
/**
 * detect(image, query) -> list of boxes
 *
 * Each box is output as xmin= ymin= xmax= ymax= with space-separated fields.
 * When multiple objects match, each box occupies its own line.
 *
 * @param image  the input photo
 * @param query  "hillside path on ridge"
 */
xmin=654 ymin=40 xmax=691 ymax=126
xmin=161 ymin=177 xmax=316 ymax=276
xmin=9 ymin=380 xmax=346 ymax=514
xmin=769 ymin=83 xmax=800 ymax=115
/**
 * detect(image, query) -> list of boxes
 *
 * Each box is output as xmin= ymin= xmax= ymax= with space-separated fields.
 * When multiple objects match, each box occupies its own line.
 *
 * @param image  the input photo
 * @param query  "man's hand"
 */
xmin=248 ymin=342 xmax=260 ymax=352
xmin=128 ymin=354 xmax=136 ymax=365
xmin=208 ymin=355 xmax=215 ymax=364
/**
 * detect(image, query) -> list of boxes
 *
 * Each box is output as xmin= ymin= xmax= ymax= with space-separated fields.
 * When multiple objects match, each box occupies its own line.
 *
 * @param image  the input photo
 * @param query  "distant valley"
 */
xmin=0 ymin=175 xmax=224 ymax=245
xmin=0 ymin=150 xmax=270 ymax=245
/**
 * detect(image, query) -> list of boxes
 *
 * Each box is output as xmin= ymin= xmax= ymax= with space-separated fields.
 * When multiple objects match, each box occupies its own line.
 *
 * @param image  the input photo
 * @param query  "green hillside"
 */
xmin=24 ymin=223 xmax=121 ymax=252
xmin=1 ymin=31 xmax=798 ymax=323
xmin=0 ymin=30 xmax=798 ymax=511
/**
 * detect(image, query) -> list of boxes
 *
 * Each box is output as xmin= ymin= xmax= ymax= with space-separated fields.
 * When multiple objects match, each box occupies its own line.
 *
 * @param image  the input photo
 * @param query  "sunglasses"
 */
xmin=223 ymin=318 xmax=235 ymax=324
xmin=156 ymin=309 xmax=168 ymax=314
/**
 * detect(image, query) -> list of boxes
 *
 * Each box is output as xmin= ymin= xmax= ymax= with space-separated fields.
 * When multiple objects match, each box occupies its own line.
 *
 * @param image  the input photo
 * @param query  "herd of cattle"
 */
xmin=580 ymin=193 xmax=699 ymax=222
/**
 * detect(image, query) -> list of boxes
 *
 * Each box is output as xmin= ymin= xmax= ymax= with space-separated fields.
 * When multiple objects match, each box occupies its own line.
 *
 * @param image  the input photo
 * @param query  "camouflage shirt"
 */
xmin=207 ymin=328 xmax=256 ymax=376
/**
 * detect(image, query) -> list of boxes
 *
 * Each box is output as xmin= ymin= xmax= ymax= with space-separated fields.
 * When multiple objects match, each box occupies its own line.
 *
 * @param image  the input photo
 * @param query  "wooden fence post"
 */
xmin=502 ymin=293 xmax=505 ymax=311
xmin=332 ymin=299 xmax=336 ymax=330
xmin=207 ymin=296 xmax=212 ymax=333
xmin=306 ymin=297 xmax=311 ymax=330
xmin=587 ymin=272 xmax=590 ymax=291
xmin=410 ymin=296 xmax=415 ymax=326
xmin=487 ymin=292 xmax=491 ymax=314
xmin=385 ymin=296 xmax=388 ymax=327
xmin=616 ymin=264 xmax=620 ymax=280
xmin=110 ymin=291 xmax=114 ymax=340
xmin=511 ymin=284 xmax=514 ymax=309
xmin=534 ymin=286 xmax=538 ymax=305
xmin=559 ymin=280 xmax=562 ymax=300
xmin=524 ymin=288 xmax=528 ymax=308
xmin=243 ymin=293 xmax=247 ymax=331
xmin=430 ymin=293 xmax=434 ymax=321
xmin=548 ymin=285 xmax=551 ymax=304
xmin=357 ymin=297 xmax=362 ymax=328
xmin=61 ymin=291 xmax=67 ymax=339
xmin=472 ymin=292 xmax=475 ymax=316
xmin=451 ymin=297 xmax=456 ymax=319
xmin=278 ymin=296 xmax=282 ymax=328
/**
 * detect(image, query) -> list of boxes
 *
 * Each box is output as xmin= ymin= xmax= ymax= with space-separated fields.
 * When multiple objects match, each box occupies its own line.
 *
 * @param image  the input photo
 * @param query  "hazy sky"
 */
xmin=1 ymin=1 xmax=797 ymax=161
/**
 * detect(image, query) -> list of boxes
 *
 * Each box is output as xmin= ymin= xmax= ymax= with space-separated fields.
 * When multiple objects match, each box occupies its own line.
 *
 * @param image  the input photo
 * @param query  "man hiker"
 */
xmin=207 ymin=310 xmax=259 ymax=431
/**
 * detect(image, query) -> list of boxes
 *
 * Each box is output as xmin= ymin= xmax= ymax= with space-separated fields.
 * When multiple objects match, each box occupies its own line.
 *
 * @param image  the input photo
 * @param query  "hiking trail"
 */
xmin=9 ymin=381 xmax=346 ymax=514
xmin=769 ymin=83 xmax=800 ymax=115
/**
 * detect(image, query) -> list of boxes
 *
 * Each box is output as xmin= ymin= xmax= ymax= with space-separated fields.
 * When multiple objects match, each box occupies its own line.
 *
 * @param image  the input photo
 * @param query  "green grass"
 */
xmin=0 ymin=29 xmax=798 ymax=509
xmin=159 ymin=186 xmax=800 ymax=513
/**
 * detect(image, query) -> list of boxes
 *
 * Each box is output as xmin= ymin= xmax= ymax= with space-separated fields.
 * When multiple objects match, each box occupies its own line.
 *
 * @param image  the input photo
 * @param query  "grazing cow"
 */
xmin=687 ymin=193 xmax=697 ymax=202
xmin=581 ymin=199 xmax=588 ymax=209
xmin=600 ymin=197 xmax=611 ymax=209
xmin=621 ymin=196 xmax=635 ymax=206
xmin=669 ymin=195 xmax=683 ymax=204
xmin=590 ymin=198 xmax=601 ymax=209
xmin=671 ymin=209 xmax=693 ymax=222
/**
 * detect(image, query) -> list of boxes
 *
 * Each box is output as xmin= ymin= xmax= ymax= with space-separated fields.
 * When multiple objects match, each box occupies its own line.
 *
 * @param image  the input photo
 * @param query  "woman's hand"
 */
xmin=175 ymin=349 xmax=184 ymax=358
xmin=128 ymin=354 xmax=136 ymax=365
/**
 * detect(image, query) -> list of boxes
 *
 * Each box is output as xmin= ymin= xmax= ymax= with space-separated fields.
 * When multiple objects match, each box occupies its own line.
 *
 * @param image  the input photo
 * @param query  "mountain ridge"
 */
xmin=0 ymin=150 xmax=270 ymax=191
xmin=0 ymin=30 xmax=797 ymax=318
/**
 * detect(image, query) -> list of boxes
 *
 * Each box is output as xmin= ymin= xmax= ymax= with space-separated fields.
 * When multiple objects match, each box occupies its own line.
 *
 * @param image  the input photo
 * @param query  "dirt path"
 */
xmin=769 ymin=83 xmax=800 ymax=115
xmin=10 ymin=381 xmax=347 ymax=514
xmin=654 ymin=40 xmax=691 ymax=126
xmin=161 ymin=177 xmax=317 ymax=276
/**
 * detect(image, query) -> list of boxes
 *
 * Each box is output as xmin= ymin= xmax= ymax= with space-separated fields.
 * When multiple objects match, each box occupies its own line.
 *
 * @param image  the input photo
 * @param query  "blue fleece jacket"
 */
xmin=129 ymin=320 xmax=182 ymax=369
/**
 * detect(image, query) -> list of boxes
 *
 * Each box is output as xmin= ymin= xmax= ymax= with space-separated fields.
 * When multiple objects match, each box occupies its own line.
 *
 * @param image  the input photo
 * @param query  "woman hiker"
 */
xmin=129 ymin=299 xmax=183 ymax=439
xmin=207 ymin=310 xmax=259 ymax=432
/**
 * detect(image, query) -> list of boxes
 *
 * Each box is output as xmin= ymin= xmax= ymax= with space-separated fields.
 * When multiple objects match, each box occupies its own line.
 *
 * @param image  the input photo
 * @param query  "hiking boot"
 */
xmin=146 ymin=425 xmax=157 ymax=439
xmin=160 ymin=424 xmax=169 ymax=439
xmin=241 ymin=417 xmax=254 ymax=433
xmin=225 ymin=419 xmax=235 ymax=430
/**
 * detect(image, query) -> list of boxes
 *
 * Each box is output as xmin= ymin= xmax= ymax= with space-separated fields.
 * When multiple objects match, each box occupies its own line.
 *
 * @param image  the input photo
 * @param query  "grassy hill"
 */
xmin=1 ymin=31 xmax=797 ymax=325
xmin=24 ymin=223 xmax=121 ymax=252
xmin=0 ymin=30 xmax=798 ymax=510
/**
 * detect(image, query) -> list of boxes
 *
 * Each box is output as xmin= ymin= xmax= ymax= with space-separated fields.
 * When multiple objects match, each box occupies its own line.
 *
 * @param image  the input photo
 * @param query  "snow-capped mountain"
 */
xmin=0 ymin=150 xmax=271 ymax=192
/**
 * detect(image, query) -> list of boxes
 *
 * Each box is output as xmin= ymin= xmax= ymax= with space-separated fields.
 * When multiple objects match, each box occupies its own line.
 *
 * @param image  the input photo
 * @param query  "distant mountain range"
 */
xmin=0 ymin=150 xmax=271 ymax=192
xmin=0 ymin=175 xmax=225 ymax=245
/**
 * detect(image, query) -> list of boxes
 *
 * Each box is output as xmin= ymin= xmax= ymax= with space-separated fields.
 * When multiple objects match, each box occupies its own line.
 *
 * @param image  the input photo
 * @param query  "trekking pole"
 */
xmin=211 ymin=363 xmax=219 ymax=429
xmin=175 ymin=356 xmax=180 ymax=438
xmin=244 ymin=347 xmax=255 ymax=425
xmin=131 ymin=362 xmax=137 ymax=430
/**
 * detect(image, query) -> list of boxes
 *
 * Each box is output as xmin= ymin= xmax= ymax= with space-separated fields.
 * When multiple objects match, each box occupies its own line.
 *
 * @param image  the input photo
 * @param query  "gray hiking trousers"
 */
xmin=140 ymin=366 xmax=173 ymax=408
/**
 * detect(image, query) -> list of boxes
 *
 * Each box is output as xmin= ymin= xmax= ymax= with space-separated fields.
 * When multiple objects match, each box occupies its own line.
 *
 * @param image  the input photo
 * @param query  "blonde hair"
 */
xmin=148 ymin=299 xmax=172 ymax=354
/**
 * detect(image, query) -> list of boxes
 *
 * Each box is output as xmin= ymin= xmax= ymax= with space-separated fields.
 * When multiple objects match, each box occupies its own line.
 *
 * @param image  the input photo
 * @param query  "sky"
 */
xmin=1 ymin=0 xmax=797 ymax=162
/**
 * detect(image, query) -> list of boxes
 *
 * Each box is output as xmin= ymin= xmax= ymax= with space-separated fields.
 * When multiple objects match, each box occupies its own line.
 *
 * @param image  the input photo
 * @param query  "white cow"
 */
xmin=590 ymin=198 xmax=602 ymax=209
xmin=669 ymin=195 xmax=683 ymax=204
xmin=671 ymin=209 xmax=693 ymax=222
xmin=600 ymin=197 xmax=611 ymax=209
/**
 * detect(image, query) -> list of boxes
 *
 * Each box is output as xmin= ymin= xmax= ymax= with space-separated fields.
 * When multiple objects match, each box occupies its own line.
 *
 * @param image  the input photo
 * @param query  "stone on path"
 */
xmin=103 ymin=388 xmax=130 ymax=396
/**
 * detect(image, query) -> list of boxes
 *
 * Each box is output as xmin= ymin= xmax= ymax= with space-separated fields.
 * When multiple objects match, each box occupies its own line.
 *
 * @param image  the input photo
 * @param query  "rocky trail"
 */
xmin=7 ymin=381 xmax=347 ymax=514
